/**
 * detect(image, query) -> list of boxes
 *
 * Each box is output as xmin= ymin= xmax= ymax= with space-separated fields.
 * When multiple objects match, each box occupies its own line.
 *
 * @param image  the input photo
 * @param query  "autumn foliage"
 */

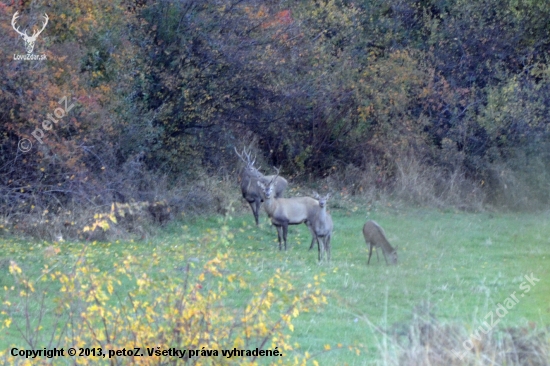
xmin=0 ymin=233 xmax=329 ymax=365
xmin=2 ymin=0 xmax=550 ymax=236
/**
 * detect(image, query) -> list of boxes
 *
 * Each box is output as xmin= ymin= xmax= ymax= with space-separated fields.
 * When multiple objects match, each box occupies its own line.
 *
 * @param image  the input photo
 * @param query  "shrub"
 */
xmin=0 ymin=237 xmax=327 ymax=365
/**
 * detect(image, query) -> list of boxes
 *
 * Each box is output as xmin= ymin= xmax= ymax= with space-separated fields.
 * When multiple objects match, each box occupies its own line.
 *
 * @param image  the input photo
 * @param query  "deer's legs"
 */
xmin=307 ymin=222 xmax=316 ymax=250
xmin=275 ymin=225 xmax=283 ymax=250
xmin=326 ymin=235 xmax=331 ymax=262
xmin=282 ymin=224 xmax=288 ymax=250
xmin=367 ymin=243 xmax=374 ymax=264
xmin=248 ymin=200 xmax=259 ymax=226
xmin=317 ymin=237 xmax=322 ymax=262
xmin=254 ymin=200 xmax=261 ymax=225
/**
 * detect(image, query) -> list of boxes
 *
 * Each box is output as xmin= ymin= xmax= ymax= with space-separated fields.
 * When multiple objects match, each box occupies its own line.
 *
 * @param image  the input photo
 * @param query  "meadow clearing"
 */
xmin=1 ymin=202 xmax=549 ymax=365
xmin=4 ymin=1 xmax=550 ymax=364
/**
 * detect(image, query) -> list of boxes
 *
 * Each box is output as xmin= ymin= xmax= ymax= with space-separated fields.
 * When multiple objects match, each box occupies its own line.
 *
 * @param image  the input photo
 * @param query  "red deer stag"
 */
xmin=235 ymin=147 xmax=287 ymax=225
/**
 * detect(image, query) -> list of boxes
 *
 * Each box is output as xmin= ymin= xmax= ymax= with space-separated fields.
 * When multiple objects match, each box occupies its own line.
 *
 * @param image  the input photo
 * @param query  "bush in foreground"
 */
xmin=0 ymin=242 xmax=329 ymax=365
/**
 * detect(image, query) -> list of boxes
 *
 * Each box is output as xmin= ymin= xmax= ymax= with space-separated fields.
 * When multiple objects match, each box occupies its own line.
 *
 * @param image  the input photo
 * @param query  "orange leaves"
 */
xmin=277 ymin=10 xmax=292 ymax=25
xmin=245 ymin=5 xmax=292 ymax=26
xmin=261 ymin=9 xmax=293 ymax=29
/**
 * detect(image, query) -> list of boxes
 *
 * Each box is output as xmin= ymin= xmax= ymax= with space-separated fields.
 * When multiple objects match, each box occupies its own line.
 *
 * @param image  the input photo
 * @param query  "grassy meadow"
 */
xmin=1 ymin=202 xmax=549 ymax=365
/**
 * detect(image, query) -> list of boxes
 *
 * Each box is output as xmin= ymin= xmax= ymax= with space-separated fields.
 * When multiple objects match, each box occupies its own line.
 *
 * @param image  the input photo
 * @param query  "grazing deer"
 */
xmin=235 ymin=147 xmax=287 ymax=225
xmin=363 ymin=220 xmax=398 ymax=265
xmin=311 ymin=193 xmax=333 ymax=262
xmin=258 ymin=169 xmax=319 ymax=250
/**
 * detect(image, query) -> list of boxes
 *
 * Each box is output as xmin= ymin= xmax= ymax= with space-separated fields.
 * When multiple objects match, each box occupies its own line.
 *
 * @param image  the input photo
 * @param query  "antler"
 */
xmin=11 ymin=12 xmax=27 ymax=37
xmin=11 ymin=12 xmax=48 ymax=38
xmin=244 ymin=148 xmax=255 ymax=167
xmin=234 ymin=147 xmax=248 ymax=164
xmin=269 ymin=166 xmax=281 ymax=185
xmin=32 ymin=13 xmax=48 ymax=38
xmin=234 ymin=147 xmax=256 ymax=167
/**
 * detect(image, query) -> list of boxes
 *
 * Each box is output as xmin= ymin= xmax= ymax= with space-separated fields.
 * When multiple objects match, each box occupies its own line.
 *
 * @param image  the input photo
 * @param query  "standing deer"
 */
xmin=235 ymin=147 xmax=287 ymax=225
xmin=311 ymin=193 xmax=333 ymax=262
xmin=258 ymin=169 xmax=319 ymax=250
xmin=363 ymin=220 xmax=398 ymax=265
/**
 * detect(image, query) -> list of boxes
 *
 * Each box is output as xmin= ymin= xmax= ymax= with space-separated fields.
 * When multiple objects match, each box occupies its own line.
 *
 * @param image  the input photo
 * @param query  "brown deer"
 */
xmin=235 ymin=147 xmax=287 ymax=225
xmin=363 ymin=220 xmax=398 ymax=265
xmin=257 ymin=169 xmax=319 ymax=250
xmin=311 ymin=193 xmax=333 ymax=262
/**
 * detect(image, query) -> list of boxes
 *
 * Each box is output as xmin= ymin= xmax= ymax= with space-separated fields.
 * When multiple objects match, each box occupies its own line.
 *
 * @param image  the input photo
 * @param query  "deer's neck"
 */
xmin=317 ymin=207 xmax=328 ymax=228
xmin=263 ymin=195 xmax=277 ymax=215
xmin=380 ymin=239 xmax=394 ymax=253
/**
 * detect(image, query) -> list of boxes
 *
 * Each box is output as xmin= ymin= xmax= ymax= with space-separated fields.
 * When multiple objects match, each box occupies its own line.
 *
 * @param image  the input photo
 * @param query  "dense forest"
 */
xmin=2 ymin=0 xmax=550 ymax=237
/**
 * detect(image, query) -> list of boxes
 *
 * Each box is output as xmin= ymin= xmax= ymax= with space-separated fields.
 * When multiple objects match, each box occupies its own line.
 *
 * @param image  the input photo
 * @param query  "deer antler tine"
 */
xmin=234 ymin=147 xmax=244 ymax=161
xmin=245 ymin=150 xmax=254 ymax=165
xmin=11 ymin=11 xmax=27 ymax=37
xmin=33 ymin=13 xmax=48 ymax=37
xmin=235 ymin=147 xmax=251 ymax=165
xmin=267 ymin=166 xmax=279 ymax=185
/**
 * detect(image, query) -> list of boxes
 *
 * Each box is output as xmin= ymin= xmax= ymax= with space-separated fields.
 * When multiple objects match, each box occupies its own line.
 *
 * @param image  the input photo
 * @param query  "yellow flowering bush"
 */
xmin=1 ymin=241 xmax=327 ymax=365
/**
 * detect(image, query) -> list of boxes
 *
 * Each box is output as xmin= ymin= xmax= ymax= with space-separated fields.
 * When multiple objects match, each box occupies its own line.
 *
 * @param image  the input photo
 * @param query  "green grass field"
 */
xmin=1 ymin=205 xmax=549 ymax=364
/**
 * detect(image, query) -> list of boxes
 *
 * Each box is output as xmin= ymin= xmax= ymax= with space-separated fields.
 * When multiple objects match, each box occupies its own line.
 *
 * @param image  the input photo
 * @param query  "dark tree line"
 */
xmin=2 ymin=0 xmax=550 ymax=223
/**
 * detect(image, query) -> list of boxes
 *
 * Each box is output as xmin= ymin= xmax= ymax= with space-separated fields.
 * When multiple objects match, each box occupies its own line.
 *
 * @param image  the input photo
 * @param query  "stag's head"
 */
xmin=257 ymin=167 xmax=280 ymax=200
xmin=12 ymin=12 xmax=48 ymax=54
xmin=390 ymin=248 xmax=398 ymax=265
xmin=234 ymin=147 xmax=261 ymax=177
